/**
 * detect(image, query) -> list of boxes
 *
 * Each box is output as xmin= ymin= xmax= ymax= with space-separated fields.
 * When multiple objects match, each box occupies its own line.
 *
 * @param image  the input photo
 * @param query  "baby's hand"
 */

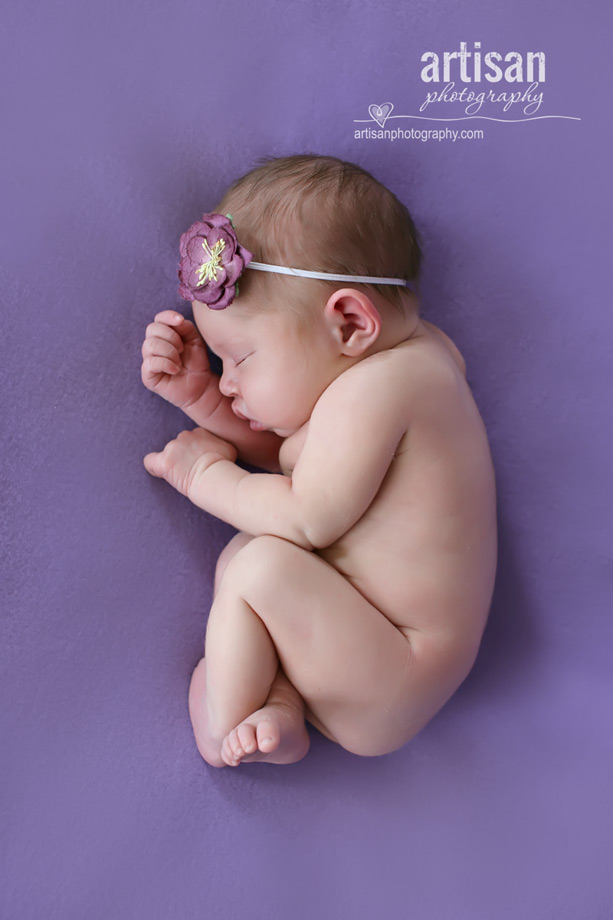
xmin=141 ymin=311 xmax=215 ymax=411
xmin=143 ymin=428 xmax=238 ymax=497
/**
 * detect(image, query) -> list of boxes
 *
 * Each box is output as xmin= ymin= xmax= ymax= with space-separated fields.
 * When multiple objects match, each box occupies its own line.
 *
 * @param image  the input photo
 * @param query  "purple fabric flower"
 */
xmin=177 ymin=212 xmax=253 ymax=309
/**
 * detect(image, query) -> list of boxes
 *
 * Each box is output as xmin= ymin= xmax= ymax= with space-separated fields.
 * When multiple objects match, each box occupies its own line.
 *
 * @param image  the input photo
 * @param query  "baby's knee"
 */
xmin=222 ymin=534 xmax=297 ymax=596
xmin=214 ymin=531 xmax=256 ymax=594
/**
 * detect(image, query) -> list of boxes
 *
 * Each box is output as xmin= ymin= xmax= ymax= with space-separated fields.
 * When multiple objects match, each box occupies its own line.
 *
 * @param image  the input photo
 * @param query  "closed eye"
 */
xmin=235 ymin=354 xmax=250 ymax=367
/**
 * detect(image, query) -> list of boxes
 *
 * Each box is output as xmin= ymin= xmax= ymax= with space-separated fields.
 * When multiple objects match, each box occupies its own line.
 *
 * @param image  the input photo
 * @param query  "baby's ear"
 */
xmin=323 ymin=288 xmax=381 ymax=356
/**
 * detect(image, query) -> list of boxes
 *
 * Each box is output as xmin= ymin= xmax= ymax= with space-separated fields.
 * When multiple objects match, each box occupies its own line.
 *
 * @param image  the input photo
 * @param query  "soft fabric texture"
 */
xmin=1 ymin=1 xmax=611 ymax=917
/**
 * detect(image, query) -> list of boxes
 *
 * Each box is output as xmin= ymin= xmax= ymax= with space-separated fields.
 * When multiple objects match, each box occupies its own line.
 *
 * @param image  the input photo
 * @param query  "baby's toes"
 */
xmin=256 ymin=718 xmax=280 ymax=753
xmin=236 ymin=723 xmax=258 ymax=755
xmin=221 ymin=731 xmax=241 ymax=767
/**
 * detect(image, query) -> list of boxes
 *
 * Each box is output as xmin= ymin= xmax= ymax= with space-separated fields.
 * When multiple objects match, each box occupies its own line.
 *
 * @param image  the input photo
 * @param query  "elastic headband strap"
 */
xmin=246 ymin=261 xmax=415 ymax=290
xmin=177 ymin=213 xmax=419 ymax=310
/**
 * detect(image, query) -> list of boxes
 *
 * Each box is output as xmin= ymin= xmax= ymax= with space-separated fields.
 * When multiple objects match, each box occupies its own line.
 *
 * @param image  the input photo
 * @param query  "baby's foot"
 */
xmin=221 ymin=699 xmax=310 ymax=767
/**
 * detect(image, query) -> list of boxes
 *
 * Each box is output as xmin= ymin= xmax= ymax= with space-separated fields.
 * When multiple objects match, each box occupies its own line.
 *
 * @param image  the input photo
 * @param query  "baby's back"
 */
xmin=317 ymin=322 xmax=498 ymax=661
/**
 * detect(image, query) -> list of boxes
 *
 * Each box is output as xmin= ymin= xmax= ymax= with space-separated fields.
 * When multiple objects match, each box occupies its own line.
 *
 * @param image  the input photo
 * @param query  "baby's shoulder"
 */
xmin=314 ymin=341 xmax=425 ymax=431
xmin=329 ymin=343 xmax=414 ymax=402
xmin=352 ymin=330 xmax=458 ymax=393
xmin=315 ymin=326 xmax=465 ymax=424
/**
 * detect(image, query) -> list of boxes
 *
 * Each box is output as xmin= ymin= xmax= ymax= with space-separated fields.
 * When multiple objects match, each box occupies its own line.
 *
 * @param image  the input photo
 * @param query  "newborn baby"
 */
xmin=141 ymin=154 xmax=498 ymax=768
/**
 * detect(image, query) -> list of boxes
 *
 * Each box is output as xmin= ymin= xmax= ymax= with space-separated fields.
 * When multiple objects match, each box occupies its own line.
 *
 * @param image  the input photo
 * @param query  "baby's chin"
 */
xmin=247 ymin=415 xmax=295 ymax=438
xmin=270 ymin=424 xmax=300 ymax=438
xmin=262 ymin=413 xmax=310 ymax=438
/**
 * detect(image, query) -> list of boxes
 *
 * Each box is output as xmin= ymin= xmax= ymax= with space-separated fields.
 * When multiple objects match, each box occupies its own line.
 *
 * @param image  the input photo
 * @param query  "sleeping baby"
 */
xmin=141 ymin=153 xmax=498 ymax=767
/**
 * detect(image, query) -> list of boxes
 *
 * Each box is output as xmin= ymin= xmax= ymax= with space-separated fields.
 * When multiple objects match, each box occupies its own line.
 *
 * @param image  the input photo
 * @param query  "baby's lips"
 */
xmin=231 ymin=403 xmax=249 ymax=421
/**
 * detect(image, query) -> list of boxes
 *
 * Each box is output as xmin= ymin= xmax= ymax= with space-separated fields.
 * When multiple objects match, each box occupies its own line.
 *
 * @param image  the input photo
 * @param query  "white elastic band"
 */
xmin=246 ymin=260 xmax=414 ymax=289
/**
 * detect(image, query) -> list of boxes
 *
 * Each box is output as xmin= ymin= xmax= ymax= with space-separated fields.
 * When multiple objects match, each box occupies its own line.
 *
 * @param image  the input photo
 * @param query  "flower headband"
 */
xmin=177 ymin=212 xmax=415 ymax=310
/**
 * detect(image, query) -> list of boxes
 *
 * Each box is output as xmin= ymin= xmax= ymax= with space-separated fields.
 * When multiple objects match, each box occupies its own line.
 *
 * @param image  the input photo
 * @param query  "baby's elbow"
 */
xmin=301 ymin=525 xmax=326 ymax=551
xmin=290 ymin=525 xmax=316 ymax=552
xmin=301 ymin=511 xmax=352 ymax=551
xmin=292 ymin=490 xmax=353 ymax=551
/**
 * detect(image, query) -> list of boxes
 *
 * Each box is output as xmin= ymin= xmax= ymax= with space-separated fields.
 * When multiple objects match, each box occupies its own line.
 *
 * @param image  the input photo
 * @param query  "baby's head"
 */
xmin=179 ymin=154 xmax=423 ymax=435
xmin=213 ymin=153 xmax=422 ymax=323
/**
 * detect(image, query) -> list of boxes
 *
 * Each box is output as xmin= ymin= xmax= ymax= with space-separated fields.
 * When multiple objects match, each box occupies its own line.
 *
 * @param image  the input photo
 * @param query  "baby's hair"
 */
xmin=215 ymin=153 xmax=422 ymax=319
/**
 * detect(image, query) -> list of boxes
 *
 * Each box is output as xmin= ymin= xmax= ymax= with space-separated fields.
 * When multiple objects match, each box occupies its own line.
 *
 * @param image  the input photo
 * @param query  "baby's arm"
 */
xmin=183 ymin=358 xmax=412 ymax=549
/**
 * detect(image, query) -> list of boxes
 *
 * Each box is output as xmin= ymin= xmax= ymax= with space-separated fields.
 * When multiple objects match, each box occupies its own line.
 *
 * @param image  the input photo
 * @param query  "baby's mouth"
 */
xmin=231 ymin=402 xmax=248 ymax=420
xmin=232 ymin=402 xmax=266 ymax=431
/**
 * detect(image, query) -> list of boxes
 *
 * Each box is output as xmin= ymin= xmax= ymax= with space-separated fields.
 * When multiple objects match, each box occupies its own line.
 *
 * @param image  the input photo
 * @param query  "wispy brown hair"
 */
xmin=215 ymin=153 xmax=422 ymax=317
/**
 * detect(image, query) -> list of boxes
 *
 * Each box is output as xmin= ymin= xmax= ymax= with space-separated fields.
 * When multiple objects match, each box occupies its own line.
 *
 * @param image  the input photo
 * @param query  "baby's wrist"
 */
xmin=182 ymin=385 xmax=220 ymax=426
xmin=187 ymin=453 xmax=235 ymax=502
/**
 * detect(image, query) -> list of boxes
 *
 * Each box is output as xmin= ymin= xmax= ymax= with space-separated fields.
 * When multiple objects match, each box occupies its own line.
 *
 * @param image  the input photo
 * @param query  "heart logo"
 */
xmin=368 ymin=102 xmax=394 ymax=128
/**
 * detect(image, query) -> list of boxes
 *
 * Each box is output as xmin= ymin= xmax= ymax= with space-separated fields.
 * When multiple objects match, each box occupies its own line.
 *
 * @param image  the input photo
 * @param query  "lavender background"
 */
xmin=2 ymin=1 xmax=612 ymax=917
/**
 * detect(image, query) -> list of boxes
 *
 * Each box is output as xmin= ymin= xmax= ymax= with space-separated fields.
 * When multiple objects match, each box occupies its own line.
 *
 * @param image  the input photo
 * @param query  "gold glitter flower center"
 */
xmin=196 ymin=238 xmax=226 ymax=286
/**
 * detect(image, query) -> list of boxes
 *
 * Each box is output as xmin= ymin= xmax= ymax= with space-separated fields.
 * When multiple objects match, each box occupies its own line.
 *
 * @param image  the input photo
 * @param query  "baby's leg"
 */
xmin=188 ymin=532 xmax=310 ymax=768
xmin=204 ymin=535 xmax=426 ymax=760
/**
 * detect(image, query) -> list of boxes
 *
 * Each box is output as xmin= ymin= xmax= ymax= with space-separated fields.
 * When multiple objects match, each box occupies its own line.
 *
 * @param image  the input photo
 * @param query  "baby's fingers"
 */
xmin=142 ymin=333 xmax=183 ymax=367
xmin=154 ymin=312 xmax=204 ymax=348
xmin=153 ymin=310 xmax=185 ymax=327
xmin=143 ymin=450 xmax=164 ymax=477
xmin=145 ymin=320 xmax=184 ymax=354
xmin=141 ymin=355 xmax=181 ymax=388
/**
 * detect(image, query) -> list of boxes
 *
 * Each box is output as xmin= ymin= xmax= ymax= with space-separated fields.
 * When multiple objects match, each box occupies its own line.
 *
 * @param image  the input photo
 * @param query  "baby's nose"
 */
xmin=219 ymin=368 xmax=238 ymax=398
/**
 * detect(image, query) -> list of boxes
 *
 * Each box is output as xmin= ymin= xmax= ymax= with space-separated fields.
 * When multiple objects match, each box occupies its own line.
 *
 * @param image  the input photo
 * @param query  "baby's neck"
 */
xmin=366 ymin=303 xmax=424 ymax=357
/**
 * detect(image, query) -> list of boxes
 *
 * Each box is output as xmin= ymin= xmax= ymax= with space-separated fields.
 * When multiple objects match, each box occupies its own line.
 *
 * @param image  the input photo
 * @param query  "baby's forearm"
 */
xmin=182 ymin=388 xmax=283 ymax=473
xmin=187 ymin=460 xmax=314 ymax=551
